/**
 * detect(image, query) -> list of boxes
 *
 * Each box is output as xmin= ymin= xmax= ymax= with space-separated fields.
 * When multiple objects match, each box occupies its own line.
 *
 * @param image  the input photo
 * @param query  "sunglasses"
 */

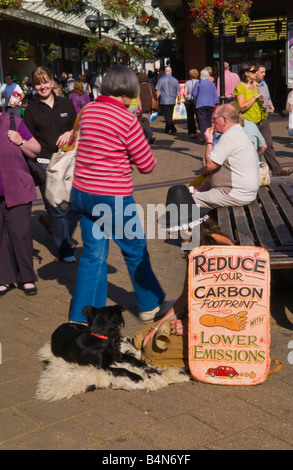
xmin=248 ymin=68 xmax=257 ymax=73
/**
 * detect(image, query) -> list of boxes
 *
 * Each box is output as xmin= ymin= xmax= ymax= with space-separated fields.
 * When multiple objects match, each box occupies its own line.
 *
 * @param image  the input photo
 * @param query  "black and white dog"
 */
xmin=51 ymin=305 xmax=159 ymax=383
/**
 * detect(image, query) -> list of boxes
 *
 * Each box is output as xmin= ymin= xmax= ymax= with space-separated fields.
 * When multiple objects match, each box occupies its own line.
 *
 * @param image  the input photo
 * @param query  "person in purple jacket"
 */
xmin=0 ymin=106 xmax=41 ymax=296
xmin=192 ymin=69 xmax=219 ymax=142
xmin=71 ymin=81 xmax=91 ymax=114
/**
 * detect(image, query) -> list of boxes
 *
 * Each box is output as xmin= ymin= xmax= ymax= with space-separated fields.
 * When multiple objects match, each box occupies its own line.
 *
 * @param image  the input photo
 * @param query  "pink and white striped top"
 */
xmin=72 ymin=95 xmax=156 ymax=196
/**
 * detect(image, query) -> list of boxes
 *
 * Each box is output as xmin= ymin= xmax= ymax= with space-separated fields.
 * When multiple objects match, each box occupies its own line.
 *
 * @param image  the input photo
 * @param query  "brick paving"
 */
xmin=0 ymin=116 xmax=292 ymax=451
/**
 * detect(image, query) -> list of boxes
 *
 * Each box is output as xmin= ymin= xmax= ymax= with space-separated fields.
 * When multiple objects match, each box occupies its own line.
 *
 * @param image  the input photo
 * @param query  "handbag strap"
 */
xmin=9 ymin=113 xmax=16 ymax=131
xmin=193 ymin=80 xmax=201 ymax=104
xmin=61 ymin=102 xmax=91 ymax=152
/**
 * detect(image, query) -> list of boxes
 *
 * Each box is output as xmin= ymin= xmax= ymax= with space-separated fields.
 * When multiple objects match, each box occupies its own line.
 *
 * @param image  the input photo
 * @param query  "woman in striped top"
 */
xmin=70 ymin=66 xmax=169 ymax=324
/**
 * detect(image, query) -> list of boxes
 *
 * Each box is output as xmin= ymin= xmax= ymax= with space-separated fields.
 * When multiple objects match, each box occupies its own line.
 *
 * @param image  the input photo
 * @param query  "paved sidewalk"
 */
xmin=0 ymin=116 xmax=293 ymax=451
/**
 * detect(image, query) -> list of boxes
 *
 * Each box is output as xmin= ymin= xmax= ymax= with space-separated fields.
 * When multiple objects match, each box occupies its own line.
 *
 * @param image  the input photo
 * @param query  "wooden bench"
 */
xmin=216 ymin=178 xmax=293 ymax=269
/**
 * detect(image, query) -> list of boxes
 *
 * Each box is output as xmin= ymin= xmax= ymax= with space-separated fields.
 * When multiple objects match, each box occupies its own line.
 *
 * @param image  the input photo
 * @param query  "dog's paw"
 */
xmin=146 ymin=367 xmax=162 ymax=377
xmin=128 ymin=371 xmax=143 ymax=383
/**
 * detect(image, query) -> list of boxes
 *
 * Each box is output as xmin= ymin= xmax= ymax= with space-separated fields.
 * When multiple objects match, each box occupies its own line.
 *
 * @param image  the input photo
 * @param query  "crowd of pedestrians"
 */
xmin=0 ymin=61 xmax=292 ymax=365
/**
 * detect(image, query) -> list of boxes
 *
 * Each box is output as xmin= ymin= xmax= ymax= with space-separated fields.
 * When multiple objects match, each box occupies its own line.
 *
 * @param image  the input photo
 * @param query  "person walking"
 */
xmin=183 ymin=69 xmax=199 ymax=137
xmin=23 ymin=66 xmax=79 ymax=263
xmin=69 ymin=65 xmax=171 ymax=325
xmin=192 ymin=69 xmax=219 ymax=142
xmin=71 ymin=80 xmax=91 ymax=114
xmin=155 ymin=66 xmax=181 ymax=135
xmin=0 ymin=105 xmax=41 ymax=296
xmin=255 ymin=63 xmax=292 ymax=176
xmin=138 ymin=71 xmax=157 ymax=144
xmin=216 ymin=62 xmax=240 ymax=103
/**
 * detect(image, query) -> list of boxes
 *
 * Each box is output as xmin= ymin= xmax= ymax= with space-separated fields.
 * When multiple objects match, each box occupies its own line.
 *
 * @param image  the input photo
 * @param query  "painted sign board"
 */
xmin=188 ymin=246 xmax=270 ymax=386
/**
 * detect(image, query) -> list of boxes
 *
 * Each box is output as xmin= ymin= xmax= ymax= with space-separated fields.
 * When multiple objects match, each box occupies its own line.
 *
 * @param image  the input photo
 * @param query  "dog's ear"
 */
xmin=81 ymin=306 xmax=96 ymax=325
xmin=110 ymin=305 xmax=125 ymax=327
xmin=117 ymin=305 xmax=126 ymax=313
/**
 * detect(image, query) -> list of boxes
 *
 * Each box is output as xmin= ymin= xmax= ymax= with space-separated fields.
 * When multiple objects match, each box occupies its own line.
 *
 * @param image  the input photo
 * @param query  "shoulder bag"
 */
xmin=148 ymin=83 xmax=159 ymax=111
xmin=259 ymin=160 xmax=271 ymax=186
xmin=9 ymin=114 xmax=46 ymax=187
xmin=45 ymin=104 xmax=89 ymax=209
xmin=192 ymin=80 xmax=201 ymax=106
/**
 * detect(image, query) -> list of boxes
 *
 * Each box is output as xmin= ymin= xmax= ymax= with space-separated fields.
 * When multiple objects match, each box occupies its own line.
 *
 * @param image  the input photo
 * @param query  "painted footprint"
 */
xmin=199 ymin=311 xmax=248 ymax=331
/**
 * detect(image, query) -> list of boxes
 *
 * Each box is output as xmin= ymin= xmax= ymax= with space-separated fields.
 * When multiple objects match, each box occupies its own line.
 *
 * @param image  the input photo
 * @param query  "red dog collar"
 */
xmin=90 ymin=332 xmax=109 ymax=340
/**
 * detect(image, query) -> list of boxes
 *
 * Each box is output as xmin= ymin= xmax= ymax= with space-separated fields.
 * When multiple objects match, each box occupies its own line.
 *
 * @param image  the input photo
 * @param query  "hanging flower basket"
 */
xmin=101 ymin=0 xmax=145 ymax=19
xmin=0 ymin=0 xmax=23 ymax=8
xmin=46 ymin=43 xmax=59 ymax=63
xmin=44 ymin=0 xmax=86 ymax=15
xmin=189 ymin=0 xmax=252 ymax=37
xmin=83 ymin=37 xmax=118 ymax=61
xmin=14 ymin=40 xmax=30 ymax=58
xmin=139 ymin=14 xmax=159 ymax=31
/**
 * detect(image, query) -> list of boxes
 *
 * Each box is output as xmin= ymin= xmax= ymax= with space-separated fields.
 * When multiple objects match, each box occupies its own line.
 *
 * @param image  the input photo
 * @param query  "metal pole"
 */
xmin=219 ymin=22 xmax=225 ymax=105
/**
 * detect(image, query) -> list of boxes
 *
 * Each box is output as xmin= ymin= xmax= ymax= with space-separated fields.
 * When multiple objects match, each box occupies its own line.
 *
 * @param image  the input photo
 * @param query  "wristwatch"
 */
xmin=18 ymin=139 xmax=25 ymax=147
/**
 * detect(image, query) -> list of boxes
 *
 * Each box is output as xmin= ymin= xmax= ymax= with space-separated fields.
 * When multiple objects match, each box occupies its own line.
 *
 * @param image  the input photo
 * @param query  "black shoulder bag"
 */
xmin=9 ymin=114 xmax=46 ymax=187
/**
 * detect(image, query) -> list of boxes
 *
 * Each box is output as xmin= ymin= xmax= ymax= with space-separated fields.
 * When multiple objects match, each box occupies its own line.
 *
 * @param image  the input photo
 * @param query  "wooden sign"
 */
xmin=188 ymin=246 xmax=270 ymax=386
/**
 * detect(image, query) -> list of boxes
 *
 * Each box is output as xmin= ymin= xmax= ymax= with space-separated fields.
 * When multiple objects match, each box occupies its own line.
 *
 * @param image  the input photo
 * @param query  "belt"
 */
xmin=37 ymin=158 xmax=50 ymax=164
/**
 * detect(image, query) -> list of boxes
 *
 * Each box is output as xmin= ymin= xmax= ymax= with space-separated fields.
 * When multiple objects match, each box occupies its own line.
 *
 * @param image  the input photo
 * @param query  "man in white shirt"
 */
xmin=192 ymin=104 xmax=259 ymax=209
xmin=1 ymin=74 xmax=25 ymax=107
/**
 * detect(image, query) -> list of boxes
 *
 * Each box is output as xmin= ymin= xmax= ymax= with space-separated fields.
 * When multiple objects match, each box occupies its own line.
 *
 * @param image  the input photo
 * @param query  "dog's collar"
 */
xmin=90 ymin=332 xmax=109 ymax=340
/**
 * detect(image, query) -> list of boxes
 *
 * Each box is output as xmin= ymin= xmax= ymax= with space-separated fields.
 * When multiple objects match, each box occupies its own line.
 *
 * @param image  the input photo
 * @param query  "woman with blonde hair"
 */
xmin=23 ymin=66 xmax=78 ymax=263
xmin=71 ymin=80 xmax=91 ymax=114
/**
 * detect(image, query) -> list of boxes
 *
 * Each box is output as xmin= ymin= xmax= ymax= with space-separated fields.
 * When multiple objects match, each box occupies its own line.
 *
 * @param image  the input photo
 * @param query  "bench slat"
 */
xmin=257 ymin=186 xmax=293 ymax=245
xmin=269 ymin=183 xmax=293 ymax=230
xmin=216 ymin=206 xmax=235 ymax=242
xmin=247 ymin=199 xmax=276 ymax=249
xmin=232 ymin=206 xmax=255 ymax=246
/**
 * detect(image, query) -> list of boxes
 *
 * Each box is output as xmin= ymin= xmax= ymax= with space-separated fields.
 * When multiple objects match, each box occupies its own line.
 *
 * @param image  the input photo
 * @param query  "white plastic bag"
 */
xmin=289 ymin=111 xmax=293 ymax=136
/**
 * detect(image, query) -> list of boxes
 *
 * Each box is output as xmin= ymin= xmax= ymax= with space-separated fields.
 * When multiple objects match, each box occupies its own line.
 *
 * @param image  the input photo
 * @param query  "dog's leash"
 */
xmin=90 ymin=332 xmax=109 ymax=340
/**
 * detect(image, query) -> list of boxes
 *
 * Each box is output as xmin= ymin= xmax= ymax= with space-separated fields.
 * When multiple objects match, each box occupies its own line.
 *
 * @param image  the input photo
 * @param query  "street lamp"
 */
xmin=136 ymin=34 xmax=153 ymax=50
xmin=135 ymin=34 xmax=155 ymax=70
xmin=118 ymin=27 xmax=138 ymax=44
xmin=85 ymin=13 xmax=115 ymax=39
xmin=85 ymin=12 xmax=116 ymax=74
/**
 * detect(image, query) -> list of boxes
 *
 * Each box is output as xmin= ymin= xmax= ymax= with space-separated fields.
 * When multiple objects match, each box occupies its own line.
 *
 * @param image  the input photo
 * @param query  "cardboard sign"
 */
xmin=188 ymin=246 xmax=270 ymax=386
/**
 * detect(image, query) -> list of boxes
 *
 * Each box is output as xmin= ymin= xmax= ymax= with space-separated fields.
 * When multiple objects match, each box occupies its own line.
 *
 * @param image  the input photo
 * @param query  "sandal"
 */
xmin=23 ymin=283 xmax=37 ymax=296
xmin=0 ymin=284 xmax=16 ymax=297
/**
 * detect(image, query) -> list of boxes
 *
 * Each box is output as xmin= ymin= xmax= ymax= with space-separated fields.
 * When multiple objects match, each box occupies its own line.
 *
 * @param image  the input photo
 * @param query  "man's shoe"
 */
xmin=139 ymin=300 xmax=175 ymax=323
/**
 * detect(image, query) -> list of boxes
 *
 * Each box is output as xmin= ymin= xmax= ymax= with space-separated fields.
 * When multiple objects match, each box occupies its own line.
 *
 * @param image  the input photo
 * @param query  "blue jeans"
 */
xmin=69 ymin=188 xmax=165 ymax=323
xmin=39 ymin=164 xmax=79 ymax=259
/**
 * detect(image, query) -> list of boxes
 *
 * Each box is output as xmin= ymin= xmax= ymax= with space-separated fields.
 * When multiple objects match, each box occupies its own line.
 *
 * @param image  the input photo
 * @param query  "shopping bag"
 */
xmin=289 ymin=111 xmax=293 ymax=136
xmin=259 ymin=160 xmax=271 ymax=186
xmin=45 ymin=132 xmax=79 ymax=210
xmin=189 ymin=174 xmax=210 ymax=188
xmin=172 ymin=101 xmax=187 ymax=120
xmin=45 ymin=105 xmax=89 ymax=209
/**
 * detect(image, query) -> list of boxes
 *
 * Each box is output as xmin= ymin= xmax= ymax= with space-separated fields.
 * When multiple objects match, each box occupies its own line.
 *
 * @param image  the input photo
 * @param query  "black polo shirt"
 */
xmin=23 ymin=93 xmax=77 ymax=159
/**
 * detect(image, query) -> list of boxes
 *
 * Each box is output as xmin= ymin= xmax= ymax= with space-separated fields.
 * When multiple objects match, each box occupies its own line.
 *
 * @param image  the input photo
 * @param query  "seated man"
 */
xmin=192 ymin=104 xmax=260 ymax=209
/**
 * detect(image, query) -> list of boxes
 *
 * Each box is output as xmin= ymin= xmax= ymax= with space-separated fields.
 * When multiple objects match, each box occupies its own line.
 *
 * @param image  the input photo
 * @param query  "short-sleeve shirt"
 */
xmin=234 ymin=82 xmax=262 ymax=123
xmin=243 ymin=120 xmax=265 ymax=161
xmin=23 ymin=94 xmax=76 ymax=159
xmin=209 ymin=124 xmax=259 ymax=202
xmin=156 ymin=75 xmax=180 ymax=105
xmin=1 ymin=83 xmax=23 ymax=106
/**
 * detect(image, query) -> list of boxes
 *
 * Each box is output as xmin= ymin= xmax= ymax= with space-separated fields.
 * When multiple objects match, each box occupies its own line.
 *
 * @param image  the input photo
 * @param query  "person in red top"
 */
xmin=70 ymin=66 xmax=171 ymax=324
